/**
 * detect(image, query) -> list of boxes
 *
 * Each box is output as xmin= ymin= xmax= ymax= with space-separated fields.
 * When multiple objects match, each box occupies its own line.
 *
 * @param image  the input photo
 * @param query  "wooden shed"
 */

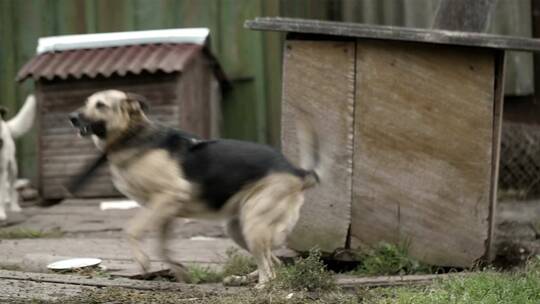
xmin=16 ymin=28 xmax=227 ymax=201
xmin=246 ymin=18 xmax=540 ymax=267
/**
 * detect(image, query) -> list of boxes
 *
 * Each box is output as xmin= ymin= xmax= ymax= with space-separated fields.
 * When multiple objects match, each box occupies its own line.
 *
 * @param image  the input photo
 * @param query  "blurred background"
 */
xmin=0 ymin=0 xmax=536 ymax=195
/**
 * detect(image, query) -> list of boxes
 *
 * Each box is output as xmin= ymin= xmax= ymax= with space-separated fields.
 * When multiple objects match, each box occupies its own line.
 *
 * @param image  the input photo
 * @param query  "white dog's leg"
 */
xmin=9 ymin=187 xmax=21 ymax=212
xmin=0 ymin=171 xmax=8 ymax=220
xmin=8 ymin=162 xmax=21 ymax=212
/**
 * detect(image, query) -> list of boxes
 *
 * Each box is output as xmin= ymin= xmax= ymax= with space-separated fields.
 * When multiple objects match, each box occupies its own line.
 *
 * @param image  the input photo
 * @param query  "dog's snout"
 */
xmin=69 ymin=112 xmax=81 ymax=126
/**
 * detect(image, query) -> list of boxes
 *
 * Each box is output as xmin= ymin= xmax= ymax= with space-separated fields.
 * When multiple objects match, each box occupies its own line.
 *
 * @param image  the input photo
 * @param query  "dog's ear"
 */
xmin=125 ymin=92 xmax=149 ymax=114
xmin=0 ymin=107 xmax=7 ymax=119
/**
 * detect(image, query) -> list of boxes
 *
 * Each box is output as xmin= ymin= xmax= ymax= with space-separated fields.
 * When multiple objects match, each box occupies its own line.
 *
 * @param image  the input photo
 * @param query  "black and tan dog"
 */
xmin=69 ymin=89 xmax=322 ymax=286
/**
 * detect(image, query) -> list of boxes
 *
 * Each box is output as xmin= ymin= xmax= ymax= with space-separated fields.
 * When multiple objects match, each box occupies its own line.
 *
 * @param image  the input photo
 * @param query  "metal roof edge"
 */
xmin=37 ymin=28 xmax=210 ymax=54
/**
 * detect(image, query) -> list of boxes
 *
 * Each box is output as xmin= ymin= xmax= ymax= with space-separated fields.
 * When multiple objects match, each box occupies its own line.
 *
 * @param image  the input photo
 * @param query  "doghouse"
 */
xmin=246 ymin=18 xmax=540 ymax=267
xmin=17 ymin=28 xmax=227 ymax=200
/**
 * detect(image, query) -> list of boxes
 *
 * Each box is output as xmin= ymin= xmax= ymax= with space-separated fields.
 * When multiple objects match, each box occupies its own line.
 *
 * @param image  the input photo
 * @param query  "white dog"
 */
xmin=0 ymin=95 xmax=36 ymax=220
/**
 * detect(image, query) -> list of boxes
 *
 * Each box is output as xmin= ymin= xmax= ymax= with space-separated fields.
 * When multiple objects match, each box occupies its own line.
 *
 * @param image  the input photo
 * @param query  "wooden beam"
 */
xmin=432 ymin=0 xmax=497 ymax=32
xmin=245 ymin=18 xmax=540 ymax=52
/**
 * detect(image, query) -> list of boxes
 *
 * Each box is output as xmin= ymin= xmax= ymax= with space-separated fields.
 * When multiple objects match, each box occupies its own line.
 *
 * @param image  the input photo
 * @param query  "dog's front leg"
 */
xmin=158 ymin=217 xmax=190 ymax=282
xmin=0 ymin=170 xmax=8 ymax=220
xmin=8 ymin=162 xmax=21 ymax=212
xmin=9 ymin=184 xmax=21 ymax=213
xmin=125 ymin=195 xmax=179 ymax=273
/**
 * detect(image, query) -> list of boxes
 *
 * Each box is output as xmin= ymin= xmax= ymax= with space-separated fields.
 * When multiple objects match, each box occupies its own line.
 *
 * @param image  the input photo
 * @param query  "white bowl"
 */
xmin=47 ymin=258 xmax=102 ymax=270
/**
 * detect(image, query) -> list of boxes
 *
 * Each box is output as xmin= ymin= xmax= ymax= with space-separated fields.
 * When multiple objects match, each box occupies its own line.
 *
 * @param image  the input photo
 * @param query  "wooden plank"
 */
xmin=486 ymin=51 xmax=506 ymax=261
xmin=132 ymin=0 xmax=167 ymax=30
xmin=534 ymin=0 xmax=540 ymax=98
xmin=282 ymin=40 xmax=355 ymax=252
xmin=245 ymin=17 xmax=540 ymax=52
xmin=432 ymin=0 xmax=497 ymax=32
xmin=262 ymin=0 xmax=283 ymax=147
xmin=173 ymin=0 xmax=221 ymax=54
xmin=219 ymin=0 xmax=267 ymax=142
xmin=11 ymin=1 xmax=48 ymax=182
xmin=95 ymin=0 xmax=134 ymax=32
xmin=176 ymin=54 xmax=212 ymax=138
xmin=351 ymin=40 xmax=495 ymax=267
xmin=336 ymin=273 xmax=469 ymax=289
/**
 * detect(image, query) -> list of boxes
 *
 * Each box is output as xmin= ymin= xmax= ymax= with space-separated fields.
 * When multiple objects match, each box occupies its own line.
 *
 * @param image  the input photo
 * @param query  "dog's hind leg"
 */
xmin=226 ymin=217 xmax=249 ymax=251
xmin=240 ymin=174 xmax=306 ymax=288
xmin=222 ymin=218 xmax=259 ymax=286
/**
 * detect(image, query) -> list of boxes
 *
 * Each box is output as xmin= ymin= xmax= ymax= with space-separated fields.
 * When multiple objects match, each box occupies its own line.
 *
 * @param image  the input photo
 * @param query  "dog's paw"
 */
xmin=0 ymin=211 xmax=6 ymax=221
xmin=254 ymin=282 xmax=268 ymax=290
xmin=223 ymin=274 xmax=260 ymax=287
xmin=133 ymin=253 xmax=151 ymax=272
xmin=223 ymin=275 xmax=250 ymax=286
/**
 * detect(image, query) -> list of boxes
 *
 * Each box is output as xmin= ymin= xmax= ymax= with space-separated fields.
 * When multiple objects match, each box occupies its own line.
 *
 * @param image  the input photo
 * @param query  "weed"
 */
xmin=0 ymin=227 xmax=64 ymax=239
xmin=221 ymin=248 xmax=257 ymax=277
xmin=271 ymin=248 xmax=336 ymax=292
xmin=187 ymin=265 xmax=224 ymax=284
xmin=353 ymin=242 xmax=434 ymax=276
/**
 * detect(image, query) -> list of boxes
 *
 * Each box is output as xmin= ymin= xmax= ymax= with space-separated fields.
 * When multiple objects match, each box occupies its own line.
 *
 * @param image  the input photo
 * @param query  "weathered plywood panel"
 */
xmin=282 ymin=40 xmax=355 ymax=252
xmin=351 ymin=40 xmax=495 ymax=267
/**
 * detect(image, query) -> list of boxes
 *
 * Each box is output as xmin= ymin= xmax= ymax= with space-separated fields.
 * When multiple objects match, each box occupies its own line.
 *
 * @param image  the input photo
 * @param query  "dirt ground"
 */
xmin=0 ymin=197 xmax=538 ymax=302
xmin=0 ymin=199 xmax=237 ymax=277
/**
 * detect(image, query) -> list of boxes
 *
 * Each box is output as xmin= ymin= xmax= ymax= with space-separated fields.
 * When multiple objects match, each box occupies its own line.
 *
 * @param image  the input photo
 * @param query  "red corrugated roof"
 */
xmin=16 ymin=43 xmax=206 ymax=81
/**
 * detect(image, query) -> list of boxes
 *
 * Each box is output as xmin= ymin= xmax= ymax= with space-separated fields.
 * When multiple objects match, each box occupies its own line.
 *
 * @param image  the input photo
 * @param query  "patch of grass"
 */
xmin=221 ymin=248 xmax=257 ymax=277
xmin=187 ymin=265 xmax=224 ymax=284
xmin=271 ymin=248 xmax=336 ymax=292
xmin=353 ymin=242 xmax=434 ymax=276
xmin=0 ymin=227 xmax=64 ymax=239
xmin=359 ymin=255 xmax=540 ymax=304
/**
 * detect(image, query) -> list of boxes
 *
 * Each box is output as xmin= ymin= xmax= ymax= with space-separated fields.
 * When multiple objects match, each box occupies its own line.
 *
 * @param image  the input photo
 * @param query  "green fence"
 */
xmin=0 ymin=0 xmax=284 ymax=181
xmin=0 ymin=0 xmax=534 ymax=182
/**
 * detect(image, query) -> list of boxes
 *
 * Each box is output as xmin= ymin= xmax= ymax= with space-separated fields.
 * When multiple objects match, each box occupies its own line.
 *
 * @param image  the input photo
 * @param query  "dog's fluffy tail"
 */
xmin=7 ymin=94 xmax=36 ymax=139
xmin=296 ymin=115 xmax=325 ymax=189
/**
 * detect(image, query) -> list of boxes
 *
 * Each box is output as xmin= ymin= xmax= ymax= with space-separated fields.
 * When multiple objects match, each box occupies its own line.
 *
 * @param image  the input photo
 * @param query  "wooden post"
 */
xmin=432 ymin=0 xmax=497 ymax=32
xmin=532 ymin=0 xmax=540 ymax=102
